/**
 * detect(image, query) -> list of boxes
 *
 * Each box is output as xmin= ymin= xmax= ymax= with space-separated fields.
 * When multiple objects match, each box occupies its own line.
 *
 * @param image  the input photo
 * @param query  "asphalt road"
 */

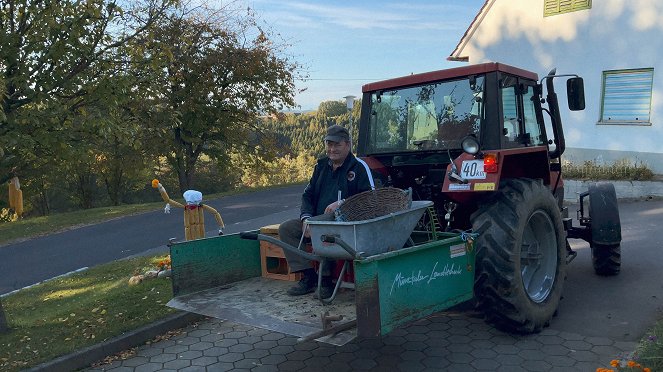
xmin=556 ymin=198 xmax=663 ymax=341
xmin=0 ymin=184 xmax=305 ymax=295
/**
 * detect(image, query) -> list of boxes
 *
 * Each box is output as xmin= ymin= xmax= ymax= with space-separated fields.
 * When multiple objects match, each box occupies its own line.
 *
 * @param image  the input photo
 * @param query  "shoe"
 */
xmin=287 ymin=270 xmax=317 ymax=296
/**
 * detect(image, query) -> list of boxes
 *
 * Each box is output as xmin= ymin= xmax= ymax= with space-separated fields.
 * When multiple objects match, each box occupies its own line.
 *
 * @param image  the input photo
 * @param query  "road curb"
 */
xmin=27 ymin=311 xmax=204 ymax=372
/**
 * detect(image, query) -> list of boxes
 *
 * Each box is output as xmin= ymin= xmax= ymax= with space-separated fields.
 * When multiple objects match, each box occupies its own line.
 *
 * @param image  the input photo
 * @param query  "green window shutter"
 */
xmin=544 ymin=0 xmax=591 ymax=17
xmin=544 ymin=0 xmax=560 ymax=16
xmin=600 ymin=68 xmax=654 ymax=124
xmin=559 ymin=0 xmax=574 ymax=13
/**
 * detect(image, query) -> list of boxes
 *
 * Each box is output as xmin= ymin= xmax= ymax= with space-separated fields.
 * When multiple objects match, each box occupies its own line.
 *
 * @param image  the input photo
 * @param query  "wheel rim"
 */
xmin=520 ymin=210 xmax=557 ymax=303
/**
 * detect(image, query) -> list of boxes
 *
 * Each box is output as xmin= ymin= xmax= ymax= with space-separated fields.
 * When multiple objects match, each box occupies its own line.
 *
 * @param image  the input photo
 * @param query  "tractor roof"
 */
xmin=362 ymin=62 xmax=538 ymax=93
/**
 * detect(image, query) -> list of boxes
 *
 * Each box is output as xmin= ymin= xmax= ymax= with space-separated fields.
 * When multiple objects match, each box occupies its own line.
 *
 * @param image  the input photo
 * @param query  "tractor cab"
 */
xmin=356 ymin=62 xmax=584 ymax=227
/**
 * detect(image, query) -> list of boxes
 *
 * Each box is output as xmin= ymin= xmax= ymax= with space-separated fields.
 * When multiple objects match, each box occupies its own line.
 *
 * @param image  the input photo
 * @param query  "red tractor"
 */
xmin=356 ymin=62 xmax=622 ymax=333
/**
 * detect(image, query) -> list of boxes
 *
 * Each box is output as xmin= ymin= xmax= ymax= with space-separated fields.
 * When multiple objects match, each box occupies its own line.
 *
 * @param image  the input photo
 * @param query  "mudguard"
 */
xmin=588 ymin=183 xmax=622 ymax=246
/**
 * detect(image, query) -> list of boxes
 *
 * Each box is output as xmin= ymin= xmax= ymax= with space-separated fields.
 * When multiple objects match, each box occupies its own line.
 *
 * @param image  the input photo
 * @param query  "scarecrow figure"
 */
xmin=152 ymin=179 xmax=224 ymax=240
xmin=7 ymin=176 xmax=23 ymax=218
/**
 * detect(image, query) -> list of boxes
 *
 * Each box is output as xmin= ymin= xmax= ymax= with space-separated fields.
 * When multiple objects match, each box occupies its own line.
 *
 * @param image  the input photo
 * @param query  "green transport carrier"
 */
xmin=167 ymin=199 xmax=475 ymax=345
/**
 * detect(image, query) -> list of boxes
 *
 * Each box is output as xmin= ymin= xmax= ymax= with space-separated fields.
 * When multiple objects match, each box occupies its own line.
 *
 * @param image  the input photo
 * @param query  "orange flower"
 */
xmin=627 ymin=361 xmax=637 ymax=367
xmin=151 ymin=179 xmax=160 ymax=188
xmin=644 ymin=368 xmax=651 ymax=372
xmin=610 ymin=360 xmax=620 ymax=367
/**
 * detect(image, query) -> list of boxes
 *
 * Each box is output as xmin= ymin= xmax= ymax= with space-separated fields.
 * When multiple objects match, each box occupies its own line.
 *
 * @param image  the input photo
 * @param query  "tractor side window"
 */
xmin=501 ymin=84 xmax=522 ymax=148
xmin=522 ymin=86 xmax=545 ymax=146
xmin=370 ymin=94 xmax=406 ymax=151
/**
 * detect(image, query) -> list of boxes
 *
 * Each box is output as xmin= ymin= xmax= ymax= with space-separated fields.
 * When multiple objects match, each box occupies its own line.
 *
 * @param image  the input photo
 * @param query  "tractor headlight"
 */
xmin=461 ymin=136 xmax=480 ymax=155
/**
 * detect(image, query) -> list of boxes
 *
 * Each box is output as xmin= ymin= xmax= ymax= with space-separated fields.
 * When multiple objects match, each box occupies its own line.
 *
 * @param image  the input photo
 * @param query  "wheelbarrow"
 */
xmin=240 ymin=200 xmax=433 ymax=304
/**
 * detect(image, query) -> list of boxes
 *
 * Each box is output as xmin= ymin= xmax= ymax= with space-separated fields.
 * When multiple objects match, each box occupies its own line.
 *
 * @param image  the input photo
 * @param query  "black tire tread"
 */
xmin=471 ymin=178 xmax=566 ymax=334
xmin=592 ymin=243 xmax=621 ymax=276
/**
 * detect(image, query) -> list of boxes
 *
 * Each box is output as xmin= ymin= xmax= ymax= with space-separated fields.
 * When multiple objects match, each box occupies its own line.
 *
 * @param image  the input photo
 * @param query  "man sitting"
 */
xmin=278 ymin=125 xmax=374 ymax=298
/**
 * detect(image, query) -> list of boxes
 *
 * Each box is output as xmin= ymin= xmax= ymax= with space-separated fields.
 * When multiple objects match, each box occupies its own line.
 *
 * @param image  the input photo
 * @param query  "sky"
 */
xmin=241 ymin=0 xmax=486 ymax=111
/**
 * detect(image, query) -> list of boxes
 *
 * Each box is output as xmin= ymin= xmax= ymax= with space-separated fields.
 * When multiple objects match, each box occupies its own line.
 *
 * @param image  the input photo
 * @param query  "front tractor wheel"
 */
xmin=588 ymin=183 xmax=622 ymax=276
xmin=471 ymin=178 xmax=566 ymax=333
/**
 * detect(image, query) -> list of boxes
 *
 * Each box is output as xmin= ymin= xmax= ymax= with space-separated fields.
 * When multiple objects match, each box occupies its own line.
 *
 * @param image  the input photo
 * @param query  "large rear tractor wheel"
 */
xmin=588 ymin=183 xmax=622 ymax=276
xmin=471 ymin=178 xmax=566 ymax=333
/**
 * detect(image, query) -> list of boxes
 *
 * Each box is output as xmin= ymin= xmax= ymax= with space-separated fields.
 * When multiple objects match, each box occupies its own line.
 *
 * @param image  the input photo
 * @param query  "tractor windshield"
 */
xmin=366 ymin=75 xmax=484 ymax=154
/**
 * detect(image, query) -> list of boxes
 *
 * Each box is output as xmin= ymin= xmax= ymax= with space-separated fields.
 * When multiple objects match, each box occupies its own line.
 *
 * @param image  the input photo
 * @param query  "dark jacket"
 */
xmin=300 ymin=153 xmax=373 ymax=220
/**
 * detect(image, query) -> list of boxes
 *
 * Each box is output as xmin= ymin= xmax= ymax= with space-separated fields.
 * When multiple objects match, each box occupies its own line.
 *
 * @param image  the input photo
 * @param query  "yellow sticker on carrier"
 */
xmin=474 ymin=182 xmax=495 ymax=191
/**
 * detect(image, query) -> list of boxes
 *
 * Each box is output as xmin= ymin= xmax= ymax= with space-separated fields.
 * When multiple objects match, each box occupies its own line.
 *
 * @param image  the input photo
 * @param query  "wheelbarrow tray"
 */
xmin=167 ymin=229 xmax=474 ymax=345
xmin=307 ymin=200 xmax=433 ymax=259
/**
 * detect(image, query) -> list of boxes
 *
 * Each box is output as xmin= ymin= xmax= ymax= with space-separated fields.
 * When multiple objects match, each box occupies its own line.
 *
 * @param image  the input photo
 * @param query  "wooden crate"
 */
xmin=259 ymin=224 xmax=301 ymax=282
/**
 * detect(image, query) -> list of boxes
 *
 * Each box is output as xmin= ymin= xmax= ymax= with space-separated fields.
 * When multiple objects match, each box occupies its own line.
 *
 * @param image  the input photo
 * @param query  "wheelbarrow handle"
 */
xmin=240 ymin=231 xmax=322 ymax=262
xmin=240 ymin=231 xmax=258 ymax=240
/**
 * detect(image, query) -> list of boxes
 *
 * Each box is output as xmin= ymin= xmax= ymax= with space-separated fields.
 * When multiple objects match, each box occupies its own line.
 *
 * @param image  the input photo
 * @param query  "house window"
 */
xmin=600 ymin=68 xmax=654 ymax=125
xmin=544 ymin=0 xmax=591 ymax=17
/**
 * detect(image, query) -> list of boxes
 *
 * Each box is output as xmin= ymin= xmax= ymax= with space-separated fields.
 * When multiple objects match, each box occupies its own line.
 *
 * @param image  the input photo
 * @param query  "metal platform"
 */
xmin=167 ymin=276 xmax=357 ymax=346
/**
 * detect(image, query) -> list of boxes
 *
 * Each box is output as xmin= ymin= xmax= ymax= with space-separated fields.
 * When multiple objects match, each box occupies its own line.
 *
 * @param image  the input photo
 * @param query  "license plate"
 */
xmin=460 ymin=160 xmax=486 ymax=180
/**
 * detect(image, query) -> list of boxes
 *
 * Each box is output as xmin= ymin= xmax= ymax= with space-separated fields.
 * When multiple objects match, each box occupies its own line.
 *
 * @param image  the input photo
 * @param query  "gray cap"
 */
xmin=324 ymin=125 xmax=350 ymax=143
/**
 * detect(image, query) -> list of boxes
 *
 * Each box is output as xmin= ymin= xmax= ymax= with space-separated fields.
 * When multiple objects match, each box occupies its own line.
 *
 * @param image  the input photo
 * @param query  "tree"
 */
xmin=0 ymin=0 xmax=174 ymax=175
xmin=129 ymin=4 xmax=302 ymax=192
xmin=317 ymin=100 xmax=347 ymax=119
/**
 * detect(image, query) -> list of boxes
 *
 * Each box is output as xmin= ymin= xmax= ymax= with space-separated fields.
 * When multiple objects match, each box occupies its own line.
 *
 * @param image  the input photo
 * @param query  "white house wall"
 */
xmin=456 ymin=0 xmax=663 ymax=173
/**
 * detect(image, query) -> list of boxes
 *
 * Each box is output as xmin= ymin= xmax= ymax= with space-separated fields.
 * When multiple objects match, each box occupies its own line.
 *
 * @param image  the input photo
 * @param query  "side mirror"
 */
xmin=567 ymin=77 xmax=585 ymax=111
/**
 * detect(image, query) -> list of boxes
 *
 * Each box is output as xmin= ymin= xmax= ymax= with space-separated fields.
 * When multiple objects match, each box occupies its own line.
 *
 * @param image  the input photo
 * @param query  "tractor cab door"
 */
xmin=499 ymin=75 xmax=548 ymax=150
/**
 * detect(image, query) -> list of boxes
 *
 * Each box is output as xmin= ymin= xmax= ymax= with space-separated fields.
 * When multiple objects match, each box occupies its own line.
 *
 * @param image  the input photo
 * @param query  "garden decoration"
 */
xmin=151 ymin=179 xmax=224 ymax=240
xmin=7 ymin=176 xmax=23 ymax=218
xmin=128 ymin=255 xmax=172 ymax=285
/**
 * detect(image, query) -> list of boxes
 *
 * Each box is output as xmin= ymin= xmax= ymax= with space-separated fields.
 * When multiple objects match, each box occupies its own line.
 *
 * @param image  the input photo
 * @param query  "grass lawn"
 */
xmin=0 ymin=254 xmax=175 ymax=371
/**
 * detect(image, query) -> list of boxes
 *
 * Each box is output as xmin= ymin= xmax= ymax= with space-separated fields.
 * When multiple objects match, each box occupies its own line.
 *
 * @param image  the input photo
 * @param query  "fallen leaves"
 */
xmin=0 ymin=254 xmax=175 ymax=371
xmin=90 ymin=347 xmax=137 ymax=368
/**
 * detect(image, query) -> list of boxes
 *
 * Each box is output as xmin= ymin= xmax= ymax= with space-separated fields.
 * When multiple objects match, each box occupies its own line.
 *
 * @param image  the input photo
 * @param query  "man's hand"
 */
xmin=324 ymin=199 xmax=344 ymax=214
xmin=303 ymin=221 xmax=311 ymax=238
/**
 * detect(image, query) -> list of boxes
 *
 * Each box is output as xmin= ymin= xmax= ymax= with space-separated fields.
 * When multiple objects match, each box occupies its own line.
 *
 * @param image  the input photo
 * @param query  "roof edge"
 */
xmin=362 ymin=62 xmax=538 ymax=92
xmin=448 ymin=0 xmax=496 ymax=62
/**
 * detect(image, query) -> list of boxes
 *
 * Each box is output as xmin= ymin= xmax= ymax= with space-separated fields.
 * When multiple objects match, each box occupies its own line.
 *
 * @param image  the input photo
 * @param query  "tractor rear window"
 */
xmin=366 ymin=76 xmax=484 ymax=153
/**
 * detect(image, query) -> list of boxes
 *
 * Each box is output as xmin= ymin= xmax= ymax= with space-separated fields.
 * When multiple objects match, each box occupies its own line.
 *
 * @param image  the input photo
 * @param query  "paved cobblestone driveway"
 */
xmin=87 ymin=310 xmax=635 ymax=372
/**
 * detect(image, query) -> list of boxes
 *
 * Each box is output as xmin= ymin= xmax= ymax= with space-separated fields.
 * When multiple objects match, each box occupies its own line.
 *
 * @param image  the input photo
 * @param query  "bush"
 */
xmin=562 ymin=159 xmax=654 ymax=181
